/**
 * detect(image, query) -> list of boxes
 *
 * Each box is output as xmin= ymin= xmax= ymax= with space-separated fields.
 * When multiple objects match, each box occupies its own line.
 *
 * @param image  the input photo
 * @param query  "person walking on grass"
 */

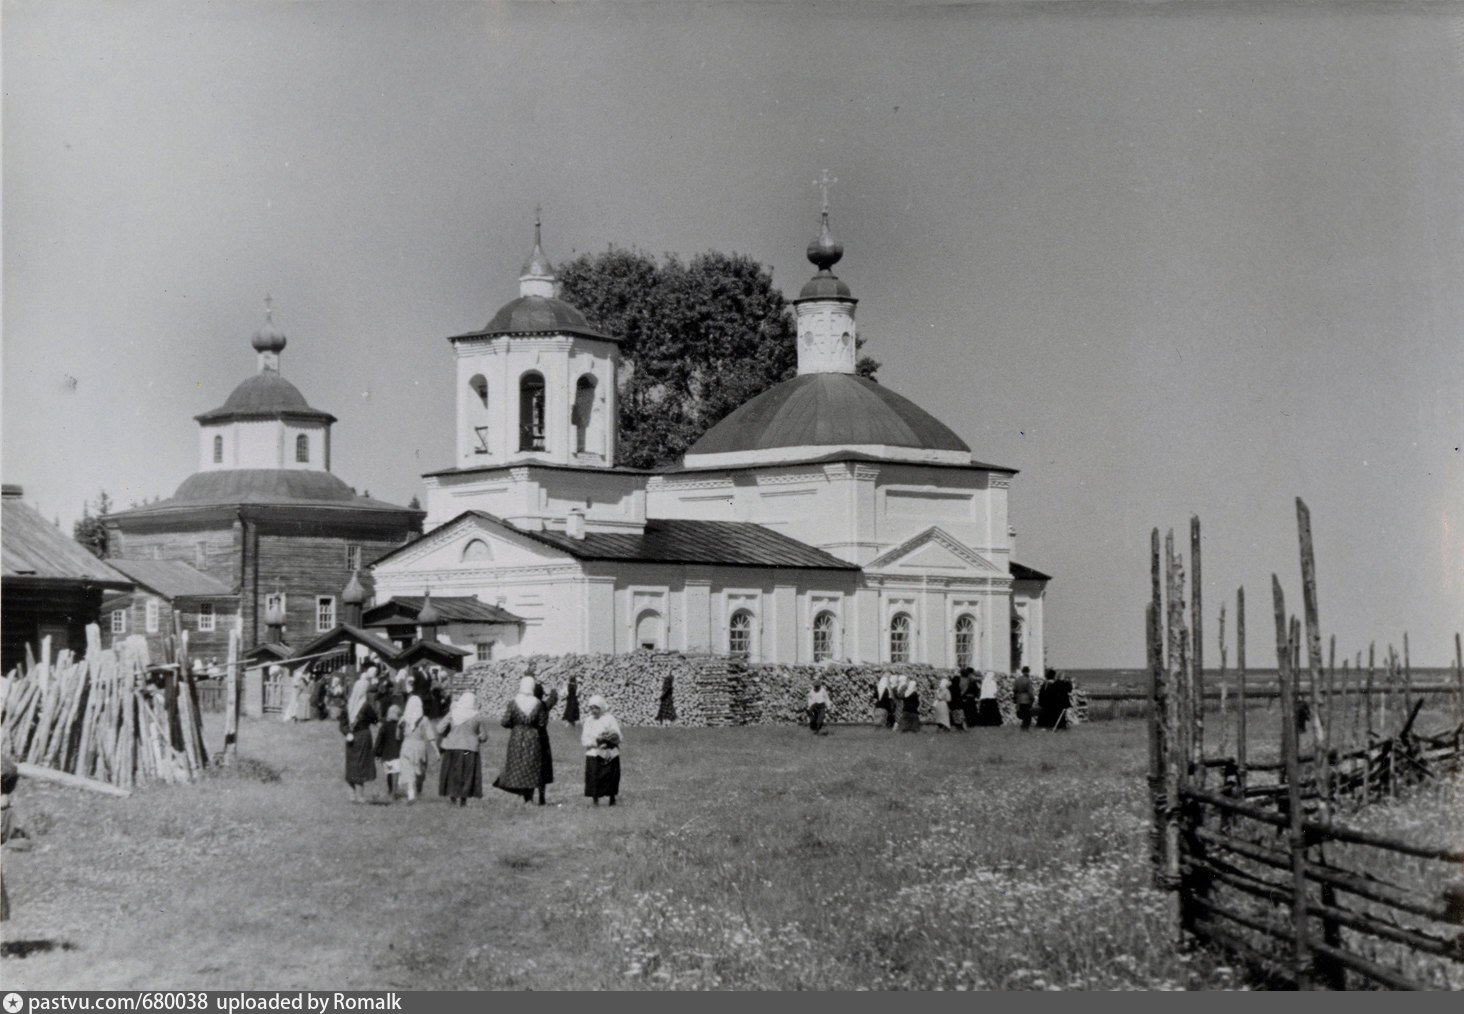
xmin=1013 ymin=667 xmax=1035 ymax=731
xmin=533 ymin=680 xmax=559 ymax=805
xmin=340 ymin=669 xmax=379 ymax=803
xmin=807 ymin=679 xmax=831 ymax=734
xmin=932 ymin=676 xmax=953 ymax=732
xmin=581 ymin=695 xmax=622 ymax=805
xmin=438 ymin=690 xmax=490 ymax=807
xmin=493 ymin=677 xmax=545 ymax=804
xmin=398 ymin=694 xmax=437 ymax=803
xmin=977 ymin=670 xmax=1003 ymax=727
xmin=375 ymin=703 xmax=404 ymax=800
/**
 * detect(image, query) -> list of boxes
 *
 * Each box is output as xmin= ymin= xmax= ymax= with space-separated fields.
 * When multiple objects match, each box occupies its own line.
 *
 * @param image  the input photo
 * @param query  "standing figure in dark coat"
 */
xmin=493 ymin=677 xmax=545 ymax=803
xmin=898 ymin=677 xmax=922 ymax=732
xmin=438 ymin=691 xmax=490 ymax=805
xmin=655 ymin=673 xmax=677 ymax=724
xmin=339 ymin=672 xmax=379 ymax=803
xmin=958 ymin=668 xmax=980 ymax=729
xmin=976 ymin=671 xmax=1003 ymax=727
xmin=1050 ymin=672 xmax=1073 ymax=731
xmin=1012 ymin=667 xmax=1035 ymax=731
xmin=807 ymin=679 xmax=831 ymax=734
xmin=1036 ymin=669 xmax=1058 ymax=729
xmin=375 ymin=703 xmax=403 ymax=800
xmin=532 ymin=680 xmax=559 ymax=805
xmin=875 ymin=675 xmax=896 ymax=729
xmin=562 ymin=675 xmax=581 ymax=725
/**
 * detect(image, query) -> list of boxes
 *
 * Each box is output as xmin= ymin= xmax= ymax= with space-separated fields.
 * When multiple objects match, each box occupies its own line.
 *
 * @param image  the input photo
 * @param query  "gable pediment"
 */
xmin=371 ymin=511 xmax=575 ymax=574
xmin=866 ymin=526 xmax=1005 ymax=576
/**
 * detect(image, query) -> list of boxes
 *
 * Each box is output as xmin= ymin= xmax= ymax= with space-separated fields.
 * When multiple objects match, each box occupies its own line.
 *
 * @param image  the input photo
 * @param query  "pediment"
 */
xmin=371 ymin=511 xmax=574 ymax=575
xmin=866 ymin=526 xmax=1004 ymax=575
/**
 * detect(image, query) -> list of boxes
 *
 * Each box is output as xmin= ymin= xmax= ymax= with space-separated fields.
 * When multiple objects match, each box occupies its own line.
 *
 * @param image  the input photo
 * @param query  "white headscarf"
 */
xmin=449 ymin=690 xmax=477 ymax=726
xmin=980 ymin=671 xmax=999 ymax=700
xmin=876 ymin=675 xmax=889 ymax=695
xmin=903 ymin=677 xmax=918 ymax=698
xmin=514 ymin=676 xmax=538 ymax=715
xmin=402 ymin=694 xmax=424 ymax=729
xmin=347 ymin=670 xmax=371 ymax=725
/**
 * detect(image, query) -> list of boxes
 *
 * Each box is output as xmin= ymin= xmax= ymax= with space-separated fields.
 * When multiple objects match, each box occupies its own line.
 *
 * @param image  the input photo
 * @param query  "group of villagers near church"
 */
xmin=331 ymin=663 xmax=623 ymax=808
xmin=804 ymin=666 xmax=1074 ymax=735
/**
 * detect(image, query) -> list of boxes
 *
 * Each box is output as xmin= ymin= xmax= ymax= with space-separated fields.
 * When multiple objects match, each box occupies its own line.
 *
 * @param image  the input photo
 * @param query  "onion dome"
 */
xmin=686 ymin=373 xmax=970 ymax=456
xmin=250 ymin=295 xmax=287 ymax=355
xmin=342 ymin=571 xmax=366 ymax=606
xmin=798 ymin=211 xmax=853 ymax=300
xmin=416 ymin=590 xmax=440 ymax=627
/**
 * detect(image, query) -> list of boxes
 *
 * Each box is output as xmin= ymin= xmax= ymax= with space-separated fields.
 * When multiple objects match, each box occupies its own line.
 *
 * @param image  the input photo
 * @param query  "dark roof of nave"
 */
xmin=519 ymin=518 xmax=859 ymax=571
xmin=664 ymin=449 xmax=1016 ymax=475
xmin=1009 ymin=561 xmax=1052 ymax=582
xmin=104 ymin=469 xmax=421 ymax=521
xmin=106 ymin=558 xmax=233 ymax=599
xmin=194 ymin=372 xmax=336 ymax=424
xmin=686 ymin=373 xmax=971 ymax=457
xmin=446 ymin=295 xmax=617 ymax=343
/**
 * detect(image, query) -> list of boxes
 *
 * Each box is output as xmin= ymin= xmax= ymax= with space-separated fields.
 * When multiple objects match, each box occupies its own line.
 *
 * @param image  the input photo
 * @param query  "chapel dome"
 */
xmin=169 ymin=468 xmax=363 ymax=505
xmin=483 ymin=294 xmax=597 ymax=335
xmin=194 ymin=372 xmax=336 ymax=423
xmin=686 ymin=373 xmax=971 ymax=456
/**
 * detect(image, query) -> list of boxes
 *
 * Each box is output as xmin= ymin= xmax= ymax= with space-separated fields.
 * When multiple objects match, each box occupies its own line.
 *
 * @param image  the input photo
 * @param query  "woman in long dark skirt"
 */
xmin=875 ymin=675 xmax=896 ymax=729
xmin=655 ymin=673 xmax=677 ymax=724
xmin=438 ymin=691 xmax=490 ymax=806
xmin=562 ymin=675 xmax=581 ymax=725
xmin=375 ymin=703 xmax=403 ymax=799
xmin=493 ymin=677 xmax=544 ymax=803
xmin=580 ymin=695 xmax=621 ymax=805
xmin=339 ymin=671 xmax=378 ymax=803
xmin=898 ymin=677 xmax=921 ymax=732
xmin=532 ymin=681 xmax=559 ymax=805
xmin=977 ymin=671 xmax=1003 ymax=727
xmin=807 ymin=679 xmax=831 ymax=734
xmin=958 ymin=668 xmax=980 ymax=728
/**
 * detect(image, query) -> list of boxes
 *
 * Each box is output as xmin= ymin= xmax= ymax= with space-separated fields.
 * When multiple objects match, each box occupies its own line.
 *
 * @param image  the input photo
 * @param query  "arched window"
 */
xmin=1010 ymin=612 xmax=1025 ymax=671
xmin=813 ymin=611 xmax=837 ymax=662
xmin=468 ymin=374 xmax=489 ymax=408
xmin=635 ymin=610 xmax=663 ymax=651
xmin=212 ymin=434 xmax=223 ymax=463
xmin=519 ymin=372 xmax=546 ymax=451
xmin=295 ymin=434 xmax=309 ymax=463
xmin=954 ymin=613 xmax=976 ymax=670
xmin=889 ymin=612 xmax=912 ymax=663
xmin=728 ymin=609 xmax=755 ymax=659
xmin=468 ymin=374 xmax=490 ymax=455
xmin=572 ymin=374 xmax=597 ymax=454
xmin=460 ymin=538 xmax=493 ymax=562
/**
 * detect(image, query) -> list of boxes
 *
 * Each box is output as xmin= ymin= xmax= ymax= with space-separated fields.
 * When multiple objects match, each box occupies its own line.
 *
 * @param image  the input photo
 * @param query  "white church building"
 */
xmin=370 ymin=208 xmax=1050 ymax=671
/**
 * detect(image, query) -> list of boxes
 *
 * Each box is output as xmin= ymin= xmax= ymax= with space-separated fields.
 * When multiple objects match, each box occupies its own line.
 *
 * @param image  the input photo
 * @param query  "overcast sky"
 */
xmin=5 ymin=1 xmax=1461 ymax=667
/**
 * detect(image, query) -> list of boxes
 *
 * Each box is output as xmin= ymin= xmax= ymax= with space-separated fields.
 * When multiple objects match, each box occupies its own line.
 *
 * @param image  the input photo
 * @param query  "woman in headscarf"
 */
xmin=977 ymin=670 xmax=1003 ymax=727
xmin=397 ymin=693 xmax=437 ymax=803
xmin=339 ymin=669 xmax=379 ymax=803
xmin=438 ymin=690 xmax=490 ymax=806
xmin=375 ymin=703 xmax=404 ymax=799
xmin=580 ymin=695 xmax=621 ymax=806
xmin=898 ymin=676 xmax=921 ymax=732
xmin=875 ymin=674 xmax=895 ymax=729
xmin=932 ymin=676 xmax=953 ymax=732
xmin=532 ymin=680 xmax=559 ymax=805
xmin=561 ymin=674 xmax=581 ymax=725
xmin=492 ymin=677 xmax=545 ymax=803
xmin=277 ymin=666 xmax=296 ymax=722
xmin=655 ymin=673 xmax=677 ymax=724
xmin=806 ymin=679 xmax=831 ymax=735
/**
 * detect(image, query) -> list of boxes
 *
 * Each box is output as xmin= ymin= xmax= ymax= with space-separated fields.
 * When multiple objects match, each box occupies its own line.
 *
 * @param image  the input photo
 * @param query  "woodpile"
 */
xmin=463 ymin=653 xmax=1086 ymax=727
xmin=0 ymin=625 xmax=209 ymax=791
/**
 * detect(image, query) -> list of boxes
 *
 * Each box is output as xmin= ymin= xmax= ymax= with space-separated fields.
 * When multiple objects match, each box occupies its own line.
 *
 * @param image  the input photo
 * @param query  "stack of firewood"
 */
xmin=1 ymin=625 xmax=209 ymax=792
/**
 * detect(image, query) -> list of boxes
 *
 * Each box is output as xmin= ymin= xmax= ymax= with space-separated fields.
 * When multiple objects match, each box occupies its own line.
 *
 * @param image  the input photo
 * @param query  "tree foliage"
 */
xmin=558 ymin=247 xmax=879 ymax=469
xmin=73 ymin=489 xmax=113 ymax=559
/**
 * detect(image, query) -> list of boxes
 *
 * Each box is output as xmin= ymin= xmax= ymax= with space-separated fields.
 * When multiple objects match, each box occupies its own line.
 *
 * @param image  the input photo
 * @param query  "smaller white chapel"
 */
xmin=370 ymin=207 xmax=1050 ymax=670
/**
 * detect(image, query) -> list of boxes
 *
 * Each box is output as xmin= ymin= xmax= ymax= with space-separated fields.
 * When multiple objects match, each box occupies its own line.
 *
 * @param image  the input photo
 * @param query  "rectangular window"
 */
xmin=316 ymin=596 xmax=335 ymax=632
xmin=345 ymin=544 xmax=362 ymax=570
xmin=198 ymin=603 xmax=215 ymax=632
xmin=111 ymin=609 xmax=127 ymax=634
xmin=475 ymin=642 xmax=494 ymax=663
xmin=145 ymin=599 xmax=160 ymax=633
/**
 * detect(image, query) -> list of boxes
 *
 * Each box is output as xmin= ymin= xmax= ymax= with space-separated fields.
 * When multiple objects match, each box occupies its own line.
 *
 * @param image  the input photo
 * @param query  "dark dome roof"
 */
xmin=798 ymin=273 xmax=853 ymax=299
xmin=170 ymin=469 xmax=363 ymax=504
xmin=687 ymin=373 xmax=971 ymax=457
xmin=480 ymin=295 xmax=613 ymax=339
xmin=195 ymin=372 xmax=335 ymax=423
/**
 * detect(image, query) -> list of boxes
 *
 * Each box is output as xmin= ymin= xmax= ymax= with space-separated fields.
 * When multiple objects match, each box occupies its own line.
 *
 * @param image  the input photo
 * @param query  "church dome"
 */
xmin=482 ymin=294 xmax=605 ymax=336
xmin=686 ymin=373 xmax=971 ymax=457
xmin=194 ymin=373 xmax=336 ymax=423
xmin=169 ymin=468 xmax=363 ymax=504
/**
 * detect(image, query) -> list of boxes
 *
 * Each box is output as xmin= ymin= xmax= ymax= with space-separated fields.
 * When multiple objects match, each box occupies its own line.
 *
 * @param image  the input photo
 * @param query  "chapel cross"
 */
xmin=263 ymin=293 xmax=274 ymax=320
xmin=815 ymin=169 xmax=838 ymax=213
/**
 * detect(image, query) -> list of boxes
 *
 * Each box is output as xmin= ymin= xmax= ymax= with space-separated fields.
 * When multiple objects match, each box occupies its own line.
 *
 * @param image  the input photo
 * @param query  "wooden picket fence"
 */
xmin=1148 ymin=499 xmax=1464 ymax=989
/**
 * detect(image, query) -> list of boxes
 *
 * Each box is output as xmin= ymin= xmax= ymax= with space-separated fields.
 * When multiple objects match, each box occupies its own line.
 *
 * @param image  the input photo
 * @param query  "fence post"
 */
xmin=1273 ymin=575 xmax=1312 ymax=990
xmin=1191 ymin=515 xmax=1204 ymax=787
xmin=1296 ymin=498 xmax=1331 ymax=818
xmin=222 ymin=627 xmax=240 ymax=765
xmin=1218 ymin=601 xmax=1228 ymax=761
xmin=1147 ymin=599 xmax=1168 ymax=888
xmin=1236 ymin=587 xmax=1247 ymax=794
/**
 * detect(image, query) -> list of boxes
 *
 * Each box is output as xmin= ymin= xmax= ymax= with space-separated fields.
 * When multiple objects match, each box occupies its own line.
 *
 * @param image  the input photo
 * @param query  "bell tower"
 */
xmin=793 ymin=171 xmax=858 ymax=376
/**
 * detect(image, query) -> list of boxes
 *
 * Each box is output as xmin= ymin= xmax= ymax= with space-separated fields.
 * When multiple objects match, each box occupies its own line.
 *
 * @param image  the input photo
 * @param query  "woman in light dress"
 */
xmin=932 ymin=676 xmax=953 ymax=732
xmin=397 ymin=694 xmax=437 ymax=803
xmin=580 ymin=695 xmax=622 ymax=805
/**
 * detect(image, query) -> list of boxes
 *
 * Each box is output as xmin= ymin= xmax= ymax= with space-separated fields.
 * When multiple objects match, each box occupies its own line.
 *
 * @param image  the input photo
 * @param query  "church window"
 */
xmin=475 ymin=641 xmax=495 ymax=663
xmin=519 ymin=372 xmax=546 ymax=451
xmin=635 ymin=610 xmax=663 ymax=651
xmin=213 ymin=435 xmax=223 ymax=463
xmin=889 ymin=612 xmax=912 ymax=663
xmin=145 ymin=599 xmax=160 ymax=633
xmin=813 ymin=611 xmax=837 ymax=662
xmin=316 ymin=596 xmax=336 ymax=632
xmin=296 ymin=434 xmax=309 ymax=463
xmin=112 ymin=609 xmax=127 ymax=634
xmin=728 ymin=609 xmax=755 ymax=659
xmin=461 ymin=538 xmax=493 ymax=562
xmin=197 ymin=603 xmax=215 ymax=632
xmin=468 ymin=374 xmax=489 ymax=408
xmin=954 ymin=614 xmax=976 ymax=670
xmin=572 ymin=375 xmax=597 ymax=454
xmin=345 ymin=544 xmax=362 ymax=570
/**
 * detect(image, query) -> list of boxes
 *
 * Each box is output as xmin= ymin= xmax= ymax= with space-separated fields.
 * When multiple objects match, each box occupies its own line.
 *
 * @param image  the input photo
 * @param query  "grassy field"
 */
xmin=6 ymin=712 xmax=1246 ymax=990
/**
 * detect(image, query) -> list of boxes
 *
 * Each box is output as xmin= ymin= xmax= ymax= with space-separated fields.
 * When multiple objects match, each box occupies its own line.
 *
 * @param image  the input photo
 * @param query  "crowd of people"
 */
xmin=806 ymin=666 xmax=1075 ymax=733
xmin=318 ymin=660 xmax=623 ymax=809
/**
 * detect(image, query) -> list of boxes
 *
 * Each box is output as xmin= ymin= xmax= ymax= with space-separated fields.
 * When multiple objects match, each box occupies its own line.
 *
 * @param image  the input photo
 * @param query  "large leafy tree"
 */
xmin=557 ymin=247 xmax=878 ymax=469
xmin=73 ymin=489 xmax=113 ymax=559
